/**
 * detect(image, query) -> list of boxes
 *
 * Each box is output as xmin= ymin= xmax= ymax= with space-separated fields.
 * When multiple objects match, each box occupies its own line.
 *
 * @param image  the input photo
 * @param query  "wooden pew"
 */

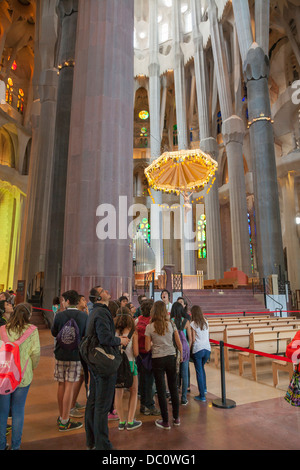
xmin=238 ymin=330 xmax=296 ymax=381
xmin=215 ymin=323 xmax=300 ymax=371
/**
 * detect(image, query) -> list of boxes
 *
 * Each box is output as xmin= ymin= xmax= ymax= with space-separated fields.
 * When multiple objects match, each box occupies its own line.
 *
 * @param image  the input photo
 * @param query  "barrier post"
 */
xmin=212 ymin=341 xmax=236 ymax=409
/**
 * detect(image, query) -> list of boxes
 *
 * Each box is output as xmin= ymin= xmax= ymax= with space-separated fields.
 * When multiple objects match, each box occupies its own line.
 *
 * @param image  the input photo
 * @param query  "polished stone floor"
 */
xmin=7 ymin=330 xmax=300 ymax=451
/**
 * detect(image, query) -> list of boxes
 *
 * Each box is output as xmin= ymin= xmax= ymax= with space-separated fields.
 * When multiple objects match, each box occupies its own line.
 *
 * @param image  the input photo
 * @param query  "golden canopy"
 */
xmin=144 ymin=149 xmax=218 ymax=195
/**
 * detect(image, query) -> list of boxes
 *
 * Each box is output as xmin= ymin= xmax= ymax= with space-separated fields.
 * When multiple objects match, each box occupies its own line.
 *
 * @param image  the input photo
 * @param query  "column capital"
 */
xmin=244 ymin=43 xmax=270 ymax=82
xmin=57 ymin=0 xmax=79 ymax=19
xmin=222 ymin=115 xmax=245 ymax=146
xmin=200 ymin=137 xmax=218 ymax=159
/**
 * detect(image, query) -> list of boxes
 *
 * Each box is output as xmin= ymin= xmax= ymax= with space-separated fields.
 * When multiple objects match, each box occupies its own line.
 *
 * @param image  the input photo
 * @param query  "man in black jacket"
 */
xmin=51 ymin=290 xmax=87 ymax=432
xmin=85 ymin=286 xmax=129 ymax=450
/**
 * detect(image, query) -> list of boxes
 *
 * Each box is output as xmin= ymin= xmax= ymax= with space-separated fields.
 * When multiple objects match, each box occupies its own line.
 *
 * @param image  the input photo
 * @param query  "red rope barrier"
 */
xmin=209 ymin=339 xmax=293 ymax=363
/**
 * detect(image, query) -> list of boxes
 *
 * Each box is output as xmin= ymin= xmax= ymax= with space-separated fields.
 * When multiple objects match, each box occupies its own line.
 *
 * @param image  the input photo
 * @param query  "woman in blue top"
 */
xmin=170 ymin=302 xmax=191 ymax=405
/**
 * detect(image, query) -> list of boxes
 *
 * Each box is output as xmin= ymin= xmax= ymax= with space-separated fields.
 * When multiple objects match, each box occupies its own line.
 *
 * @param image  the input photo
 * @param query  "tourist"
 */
xmin=190 ymin=305 xmax=211 ymax=402
xmin=145 ymin=300 xmax=182 ymax=430
xmin=52 ymin=297 xmax=60 ymax=316
xmin=0 ymin=299 xmax=13 ymax=326
xmin=134 ymin=295 xmax=147 ymax=318
xmin=160 ymin=289 xmax=172 ymax=314
xmin=170 ymin=302 xmax=191 ymax=405
xmin=114 ymin=307 xmax=142 ymax=430
xmin=135 ymin=299 xmax=159 ymax=416
xmin=0 ymin=303 xmax=40 ymax=450
xmin=84 ymin=286 xmax=129 ymax=450
xmin=119 ymin=295 xmax=129 ymax=308
xmin=126 ymin=302 xmax=136 ymax=317
xmin=51 ymin=290 xmax=87 ymax=431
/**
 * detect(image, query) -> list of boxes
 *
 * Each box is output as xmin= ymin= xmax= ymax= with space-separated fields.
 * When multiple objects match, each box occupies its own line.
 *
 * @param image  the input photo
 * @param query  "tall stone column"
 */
xmin=61 ymin=0 xmax=134 ymax=299
xmin=43 ymin=0 xmax=78 ymax=308
xmin=232 ymin=0 xmax=285 ymax=278
xmin=148 ymin=0 xmax=164 ymax=276
xmin=280 ymin=172 xmax=300 ymax=291
xmin=192 ymin=0 xmax=224 ymax=280
xmin=208 ymin=0 xmax=251 ymax=275
xmin=172 ymin=0 xmax=196 ymax=275
xmin=222 ymin=116 xmax=251 ymax=275
xmin=26 ymin=68 xmax=58 ymax=282
xmin=244 ymin=45 xmax=284 ymax=278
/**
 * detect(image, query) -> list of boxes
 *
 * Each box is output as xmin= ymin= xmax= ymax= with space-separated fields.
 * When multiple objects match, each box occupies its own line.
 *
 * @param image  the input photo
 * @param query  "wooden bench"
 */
xmin=215 ymin=324 xmax=300 ymax=371
xmin=238 ymin=330 xmax=296 ymax=381
xmin=215 ymin=279 xmax=238 ymax=289
xmin=204 ymin=279 xmax=217 ymax=289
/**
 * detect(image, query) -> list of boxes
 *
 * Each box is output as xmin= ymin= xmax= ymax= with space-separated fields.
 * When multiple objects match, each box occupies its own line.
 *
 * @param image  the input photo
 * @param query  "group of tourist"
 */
xmin=0 ymin=285 xmax=212 ymax=450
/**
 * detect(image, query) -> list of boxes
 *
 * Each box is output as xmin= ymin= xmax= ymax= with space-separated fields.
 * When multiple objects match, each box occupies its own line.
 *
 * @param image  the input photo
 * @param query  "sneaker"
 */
xmin=140 ymin=406 xmax=150 ymax=415
xmin=118 ymin=421 xmax=126 ymax=431
xmin=194 ymin=395 xmax=206 ymax=402
xmin=59 ymin=420 xmax=83 ymax=432
xmin=126 ymin=420 xmax=142 ymax=431
xmin=148 ymin=407 xmax=161 ymax=416
xmin=75 ymin=402 xmax=86 ymax=410
xmin=173 ymin=418 xmax=181 ymax=426
xmin=6 ymin=425 xmax=12 ymax=436
xmin=70 ymin=407 xmax=84 ymax=418
xmin=108 ymin=411 xmax=119 ymax=421
xmin=181 ymin=399 xmax=188 ymax=405
xmin=155 ymin=419 xmax=171 ymax=430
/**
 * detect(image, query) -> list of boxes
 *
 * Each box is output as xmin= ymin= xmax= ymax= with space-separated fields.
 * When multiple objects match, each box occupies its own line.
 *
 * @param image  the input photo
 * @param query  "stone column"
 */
xmin=222 ymin=116 xmax=251 ymax=275
xmin=208 ymin=0 xmax=251 ymax=275
xmin=192 ymin=0 xmax=224 ymax=280
xmin=280 ymin=172 xmax=300 ymax=291
xmin=172 ymin=0 xmax=196 ymax=275
xmin=26 ymin=69 xmax=58 ymax=282
xmin=242 ymin=40 xmax=285 ymax=276
xmin=43 ymin=0 xmax=78 ymax=308
xmin=148 ymin=0 xmax=164 ymax=276
xmin=61 ymin=0 xmax=134 ymax=299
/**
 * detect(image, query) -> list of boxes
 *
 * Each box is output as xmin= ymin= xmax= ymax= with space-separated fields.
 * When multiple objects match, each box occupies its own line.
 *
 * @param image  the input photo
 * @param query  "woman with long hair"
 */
xmin=190 ymin=305 xmax=211 ymax=402
xmin=114 ymin=307 xmax=142 ymax=431
xmin=145 ymin=301 xmax=182 ymax=429
xmin=170 ymin=302 xmax=191 ymax=405
xmin=0 ymin=303 xmax=40 ymax=450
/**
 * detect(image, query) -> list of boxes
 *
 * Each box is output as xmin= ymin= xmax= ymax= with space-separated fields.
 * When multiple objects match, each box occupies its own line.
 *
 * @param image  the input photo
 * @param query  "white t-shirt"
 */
xmin=190 ymin=320 xmax=211 ymax=354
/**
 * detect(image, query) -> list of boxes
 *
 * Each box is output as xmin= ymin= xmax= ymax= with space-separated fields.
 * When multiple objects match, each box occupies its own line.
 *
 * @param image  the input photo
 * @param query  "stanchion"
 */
xmin=212 ymin=341 xmax=236 ymax=409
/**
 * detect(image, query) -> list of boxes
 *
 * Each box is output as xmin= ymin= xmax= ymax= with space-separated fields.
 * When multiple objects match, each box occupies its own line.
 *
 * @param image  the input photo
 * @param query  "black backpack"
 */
xmin=115 ymin=326 xmax=135 ymax=389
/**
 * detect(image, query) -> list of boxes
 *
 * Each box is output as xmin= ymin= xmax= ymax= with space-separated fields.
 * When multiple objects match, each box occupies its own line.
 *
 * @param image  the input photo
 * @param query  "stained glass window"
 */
xmin=6 ymin=78 xmax=13 ymax=105
xmin=139 ymin=110 xmax=149 ymax=120
xmin=138 ymin=217 xmax=151 ymax=244
xmin=197 ymin=214 xmax=207 ymax=259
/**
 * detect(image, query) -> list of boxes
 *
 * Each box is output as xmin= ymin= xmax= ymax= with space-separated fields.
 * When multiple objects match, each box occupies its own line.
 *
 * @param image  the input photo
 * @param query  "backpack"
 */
xmin=0 ymin=324 xmax=36 ymax=395
xmin=178 ymin=319 xmax=190 ymax=362
xmin=56 ymin=312 xmax=80 ymax=351
xmin=115 ymin=326 xmax=135 ymax=389
xmin=136 ymin=316 xmax=150 ymax=354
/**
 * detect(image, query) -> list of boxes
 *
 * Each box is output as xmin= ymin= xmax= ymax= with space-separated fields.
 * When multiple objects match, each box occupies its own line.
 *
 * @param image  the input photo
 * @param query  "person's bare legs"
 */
xmin=127 ymin=375 xmax=138 ymax=423
xmin=57 ymin=381 xmax=75 ymax=420
xmin=114 ymin=389 xmax=125 ymax=422
xmin=71 ymin=375 xmax=84 ymax=409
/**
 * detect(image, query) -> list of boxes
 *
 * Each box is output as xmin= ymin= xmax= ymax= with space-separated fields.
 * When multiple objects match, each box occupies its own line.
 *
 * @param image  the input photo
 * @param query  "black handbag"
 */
xmin=115 ymin=326 xmax=135 ymax=389
xmin=79 ymin=333 xmax=122 ymax=378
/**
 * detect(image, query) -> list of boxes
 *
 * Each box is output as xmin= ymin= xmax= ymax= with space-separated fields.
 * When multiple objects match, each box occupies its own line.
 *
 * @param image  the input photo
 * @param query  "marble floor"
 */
xmin=6 ymin=330 xmax=300 ymax=451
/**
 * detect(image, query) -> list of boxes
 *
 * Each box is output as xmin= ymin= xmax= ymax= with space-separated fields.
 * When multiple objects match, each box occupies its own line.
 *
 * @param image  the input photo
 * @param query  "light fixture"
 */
xmin=296 ymin=216 xmax=300 ymax=225
xmin=139 ymin=31 xmax=146 ymax=39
